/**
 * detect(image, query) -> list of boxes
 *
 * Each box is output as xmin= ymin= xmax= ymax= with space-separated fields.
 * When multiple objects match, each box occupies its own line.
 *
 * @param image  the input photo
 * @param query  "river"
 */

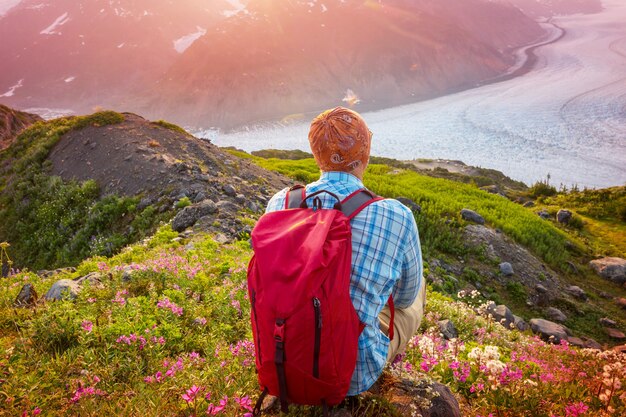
xmin=210 ymin=0 xmax=626 ymax=189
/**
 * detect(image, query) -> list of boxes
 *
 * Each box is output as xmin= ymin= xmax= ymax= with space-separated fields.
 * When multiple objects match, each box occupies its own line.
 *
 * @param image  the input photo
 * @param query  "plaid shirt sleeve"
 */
xmin=392 ymin=206 xmax=422 ymax=308
xmin=265 ymin=187 xmax=288 ymax=213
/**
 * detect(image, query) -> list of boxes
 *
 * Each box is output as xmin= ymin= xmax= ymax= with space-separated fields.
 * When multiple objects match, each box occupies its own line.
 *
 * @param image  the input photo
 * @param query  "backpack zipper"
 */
xmin=251 ymin=289 xmax=262 ymax=365
xmin=313 ymin=297 xmax=322 ymax=378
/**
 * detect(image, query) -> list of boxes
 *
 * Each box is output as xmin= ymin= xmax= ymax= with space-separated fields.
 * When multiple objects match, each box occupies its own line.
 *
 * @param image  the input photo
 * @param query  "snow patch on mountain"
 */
xmin=40 ymin=12 xmax=69 ymax=35
xmin=0 ymin=79 xmax=24 ymax=97
xmin=173 ymin=27 xmax=207 ymax=53
xmin=223 ymin=0 xmax=246 ymax=17
xmin=0 ymin=0 xmax=22 ymax=16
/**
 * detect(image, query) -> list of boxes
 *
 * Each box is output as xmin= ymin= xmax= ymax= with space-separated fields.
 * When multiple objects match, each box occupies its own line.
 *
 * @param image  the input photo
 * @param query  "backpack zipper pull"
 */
xmin=313 ymin=297 xmax=322 ymax=328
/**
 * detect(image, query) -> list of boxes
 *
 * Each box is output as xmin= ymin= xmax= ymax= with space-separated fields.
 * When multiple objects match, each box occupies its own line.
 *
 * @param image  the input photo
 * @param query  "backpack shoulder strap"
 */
xmin=284 ymin=185 xmax=306 ymax=209
xmin=341 ymin=189 xmax=384 ymax=220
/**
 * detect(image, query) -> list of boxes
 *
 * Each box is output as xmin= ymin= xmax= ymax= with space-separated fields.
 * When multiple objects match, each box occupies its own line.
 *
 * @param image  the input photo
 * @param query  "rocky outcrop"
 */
xmin=0 ymin=105 xmax=42 ymax=150
xmin=463 ymin=225 xmax=562 ymax=299
xmin=172 ymin=200 xmax=218 ymax=232
xmin=590 ymin=257 xmax=626 ymax=285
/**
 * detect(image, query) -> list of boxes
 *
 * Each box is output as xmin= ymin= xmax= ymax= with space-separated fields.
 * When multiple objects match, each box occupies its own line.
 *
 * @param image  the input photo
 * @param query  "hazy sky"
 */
xmin=0 ymin=0 xmax=21 ymax=16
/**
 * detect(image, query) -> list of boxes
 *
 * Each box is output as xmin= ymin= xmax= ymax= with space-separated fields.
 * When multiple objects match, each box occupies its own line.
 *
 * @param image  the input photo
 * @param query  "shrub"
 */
xmin=175 ymin=197 xmax=192 ymax=209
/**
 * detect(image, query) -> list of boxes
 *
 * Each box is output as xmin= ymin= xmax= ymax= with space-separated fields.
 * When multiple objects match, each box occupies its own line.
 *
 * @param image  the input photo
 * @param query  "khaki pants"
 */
xmin=378 ymin=283 xmax=426 ymax=361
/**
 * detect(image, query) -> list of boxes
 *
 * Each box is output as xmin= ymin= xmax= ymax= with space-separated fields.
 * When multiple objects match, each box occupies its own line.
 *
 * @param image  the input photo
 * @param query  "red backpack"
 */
xmin=248 ymin=185 xmax=394 ymax=415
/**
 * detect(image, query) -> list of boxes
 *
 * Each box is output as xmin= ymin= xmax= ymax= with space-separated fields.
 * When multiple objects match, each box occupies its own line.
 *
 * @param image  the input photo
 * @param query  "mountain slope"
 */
xmin=0 ymin=110 xmax=289 ymax=269
xmin=0 ymin=0 xmax=232 ymax=113
xmin=142 ymin=0 xmax=545 ymax=129
xmin=0 ymin=104 xmax=41 ymax=150
xmin=1 ymin=0 xmax=546 ymax=129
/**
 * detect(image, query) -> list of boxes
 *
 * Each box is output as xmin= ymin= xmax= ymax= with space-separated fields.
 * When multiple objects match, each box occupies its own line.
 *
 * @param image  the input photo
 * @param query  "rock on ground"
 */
xmin=546 ymin=307 xmax=567 ymax=323
xmin=499 ymin=262 xmax=514 ymax=276
xmin=460 ymin=209 xmax=485 ymax=225
xmin=556 ymin=209 xmax=572 ymax=224
xmin=513 ymin=315 xmax=529 ymax=331
xmin=463 ymin=225 xmax=562 ymax=300
xmin=386 ymin=378 xmax=461 ymax=417
xmin=530 ymin=318 xmax=570 ymax=343
xmin=605 ymin=328 xmax=626 ymax=340
xmin=590 ymin=257 xmax=626 ymax=284
xmin=44 ymin=279 xmax=81 ymax=301
xmin=437 ymin=319 xmax=458 ymax=340
xmin=14 ymin=284 xmax=38 ymax=307
xmin=566 ymin=285 xmax=587 ymax=301
xmin=487 ymin=304 xmax=515 ymax=329
xmin=172 ymin=200 xmax=218 ymax=232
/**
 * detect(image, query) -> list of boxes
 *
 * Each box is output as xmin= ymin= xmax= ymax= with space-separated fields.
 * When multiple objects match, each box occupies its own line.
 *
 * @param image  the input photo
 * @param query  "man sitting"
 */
xmin=265 ymin=107 xmax=426 ymax=400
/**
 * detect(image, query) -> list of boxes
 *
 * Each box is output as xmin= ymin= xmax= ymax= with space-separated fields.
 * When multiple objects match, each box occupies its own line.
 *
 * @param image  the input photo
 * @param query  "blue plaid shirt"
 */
xmin=265 ymin=171 xmax=423 ymax=395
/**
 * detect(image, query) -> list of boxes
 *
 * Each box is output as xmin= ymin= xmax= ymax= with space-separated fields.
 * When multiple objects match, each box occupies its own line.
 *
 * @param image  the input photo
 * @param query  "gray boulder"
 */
xmin=589 ymin=257 xmax=626 ymax=284
xmin=193 ymin=192 xmax=207 ymax=203
xmin=172 ymin=200 xmax=218 ymax=232
xmin=216 ymin=200 xmax=240 ymax=213
xmin=222 ymin=184 xmax=237 ymax=197
xmin=523 ymin=201 xmax=535 ymax=208
xmin=45 ymin=279 xmax=81 ymax=301
xmin=537 ymin=210 xmax=551 ymax=220
xmin=600 ymin=317 xmax=617 ymax=327
xmin=546 ymin=307 xmax=567 ymax=323
xmin=499 ymin=262 xmax=514 ymax=276
xmin=530 ymin=318 xmax=570 ymax=343
xmin=437 ymin=319 xmax=458 ymax=340
xmin=487 ymin=304 xmax=515 ymax=329
xmin=460 ymin=209 xmax=485 ymax=225
xmin=15 ymin=283 xmax=38 ymax=307
xmin=235 ymin=194 xmax=247 ymax=204
xmin=566 ymin=285 xmax=587 ymax=301
xmin=556 ymin=209 xmax=573 ymax=224
xmin=513 ymin=315 xmax=529 ymax=331
xmin=387 ymin=379 xmax=461 ymax=417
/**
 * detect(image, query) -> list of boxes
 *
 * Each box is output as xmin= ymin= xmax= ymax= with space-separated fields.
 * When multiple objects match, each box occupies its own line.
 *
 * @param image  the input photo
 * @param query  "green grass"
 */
xmin=151 ymin=120 xmax=190 ymax=136
xmin=0 ymin=112 xmax=169 ymax=270
xmin=226 ymin=152 xmax=577 ymax=269
xmin=2 ymin=230 xmax=625 ymax=416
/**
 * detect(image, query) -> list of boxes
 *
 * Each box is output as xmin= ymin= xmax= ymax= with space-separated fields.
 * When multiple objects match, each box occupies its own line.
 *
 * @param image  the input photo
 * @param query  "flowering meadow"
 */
xmin=1 ymin=226 xmax=624 ymax=416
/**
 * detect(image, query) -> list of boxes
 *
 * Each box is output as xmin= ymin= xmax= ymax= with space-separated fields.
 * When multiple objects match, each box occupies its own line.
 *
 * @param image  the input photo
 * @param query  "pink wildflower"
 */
xmin=565 ymin=402 xmax=589 ymax=417
xmin=234 ymin=396 xmax=253 ymax=411
xmin=182 ymin=385 xmax=204 ymax=403
xmin=81 ymin=320 xmax=93 ymax=333
xmin=207 ymin=395 xmax=228 ymax=415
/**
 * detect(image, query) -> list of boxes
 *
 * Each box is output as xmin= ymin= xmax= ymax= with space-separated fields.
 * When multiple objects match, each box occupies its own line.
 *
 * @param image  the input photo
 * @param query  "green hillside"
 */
xmin=1 ymin=116 xmax=624 ymax=416
xmin=1 ymin=227 xmax=625 ymax=416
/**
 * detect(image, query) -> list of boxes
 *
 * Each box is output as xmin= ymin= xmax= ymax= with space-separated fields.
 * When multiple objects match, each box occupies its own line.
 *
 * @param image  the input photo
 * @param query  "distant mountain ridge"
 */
xmin=0 ymin=0 xmax=602 ymax=130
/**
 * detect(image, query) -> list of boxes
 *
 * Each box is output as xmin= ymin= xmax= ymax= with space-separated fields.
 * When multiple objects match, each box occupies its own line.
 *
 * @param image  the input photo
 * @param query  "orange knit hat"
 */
xmin=308 ymin=107 xmax=372 ymax=173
